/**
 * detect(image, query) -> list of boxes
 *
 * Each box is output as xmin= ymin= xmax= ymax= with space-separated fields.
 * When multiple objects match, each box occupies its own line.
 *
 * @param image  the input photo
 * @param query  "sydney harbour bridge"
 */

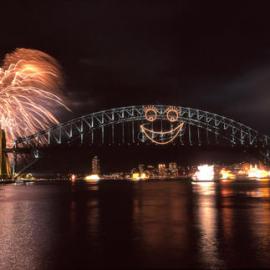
xmin=1 ymin=105 xmax=270 ymax=178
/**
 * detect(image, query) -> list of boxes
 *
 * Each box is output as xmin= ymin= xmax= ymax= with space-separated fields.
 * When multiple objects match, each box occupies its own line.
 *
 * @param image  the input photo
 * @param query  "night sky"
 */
xmin=2 ymin=1 xmax=270 ymax=133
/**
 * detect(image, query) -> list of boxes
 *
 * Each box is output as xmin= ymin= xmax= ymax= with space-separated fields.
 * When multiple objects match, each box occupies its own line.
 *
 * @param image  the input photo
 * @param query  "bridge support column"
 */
xmin=0 ymin=129 xmax=11 ymax=179
xmin=112 ymin=124 xmax=115 ymax=144
xmin=12 ymin=150 xmax=17 ymax=179
xmin=122 ymin=122 xmax=125 ymax=144
xmin=197 ymin=127 xmax=201 ymax=146
xmin=188 ymin=123 xmax=192 ymax=145
xmin=131 ymin=121 xmax=134 ymax=143
xmin=264 ymin=149 xmax=270 ymax=165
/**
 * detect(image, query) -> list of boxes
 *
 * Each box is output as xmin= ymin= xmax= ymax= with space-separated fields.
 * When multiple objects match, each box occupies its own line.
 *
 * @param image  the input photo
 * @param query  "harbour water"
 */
xmin=1 ymin=180 xmax=270 ymax=269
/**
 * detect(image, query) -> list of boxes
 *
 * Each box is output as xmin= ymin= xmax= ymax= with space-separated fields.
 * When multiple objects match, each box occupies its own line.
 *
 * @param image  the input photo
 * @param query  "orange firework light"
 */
xmin=0 ymin=48 xmax=69 ymax=146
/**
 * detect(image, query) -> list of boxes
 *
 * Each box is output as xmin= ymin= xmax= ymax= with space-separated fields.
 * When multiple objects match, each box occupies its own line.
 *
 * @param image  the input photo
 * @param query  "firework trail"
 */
xmin=0 ymin=48 xmax=69 ymax=146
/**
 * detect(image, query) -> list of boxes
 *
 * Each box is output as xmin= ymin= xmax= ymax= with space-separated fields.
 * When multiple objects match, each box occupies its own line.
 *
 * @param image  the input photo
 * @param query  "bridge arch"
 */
xmin=9 ymin=104 xmax=270 ymax=178
xmin=15 ymin=105 xmax=270 ymax=148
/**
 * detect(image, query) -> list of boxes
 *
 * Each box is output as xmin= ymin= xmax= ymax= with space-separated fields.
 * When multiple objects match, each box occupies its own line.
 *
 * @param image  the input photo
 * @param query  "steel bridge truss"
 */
xmin=14 ymin=105 xmax=270 ymax=158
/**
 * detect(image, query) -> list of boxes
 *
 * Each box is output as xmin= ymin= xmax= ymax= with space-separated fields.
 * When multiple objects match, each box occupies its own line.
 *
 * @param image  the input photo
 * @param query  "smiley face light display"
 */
xmin=140 ymin=105 xmax=184 ymax=145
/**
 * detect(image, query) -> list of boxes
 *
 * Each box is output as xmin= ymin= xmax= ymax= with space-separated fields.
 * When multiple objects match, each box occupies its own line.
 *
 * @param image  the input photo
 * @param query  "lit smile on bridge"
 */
xmin=140 ymin=105 xmax=184 ymax=145
xmin=140 ymin=122 xmax=184 ymax=145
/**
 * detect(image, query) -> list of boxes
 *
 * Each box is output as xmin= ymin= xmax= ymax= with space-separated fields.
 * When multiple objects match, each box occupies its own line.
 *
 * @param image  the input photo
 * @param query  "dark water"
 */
xmin=1 ymin=181 xmax=270 ymax=269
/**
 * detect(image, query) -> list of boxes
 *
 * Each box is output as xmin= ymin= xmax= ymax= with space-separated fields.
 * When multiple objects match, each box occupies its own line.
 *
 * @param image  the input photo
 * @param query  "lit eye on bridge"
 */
xmin=144 ymin=106 xmax=158 ymax=122
xmin=144 ymin=106 xmax=180 ymax=123
xmin=165 ymin=107 xmax=179 ymax=122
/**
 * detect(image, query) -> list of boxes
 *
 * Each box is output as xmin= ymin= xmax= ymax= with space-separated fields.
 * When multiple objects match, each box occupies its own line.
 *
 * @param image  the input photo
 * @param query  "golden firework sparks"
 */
xmin=0 ymin=48 xmax=69 ymax=146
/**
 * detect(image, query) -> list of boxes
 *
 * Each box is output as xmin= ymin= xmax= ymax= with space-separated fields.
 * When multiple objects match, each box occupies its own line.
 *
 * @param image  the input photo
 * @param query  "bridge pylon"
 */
xmin=0 ymin=129 xmax=11 ymax=179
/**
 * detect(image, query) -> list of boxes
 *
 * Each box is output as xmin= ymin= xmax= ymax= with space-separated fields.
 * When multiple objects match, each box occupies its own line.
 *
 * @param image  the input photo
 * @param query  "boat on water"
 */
xmin=25 ymin=181 xmax=35 ymax=185
xmin=191 ymin=177 xmax=217 ymax=183
xmin=14 ymin=179 xmax=35 ymax=185
xmin=14 ymin=180 xmax=24 ymax=185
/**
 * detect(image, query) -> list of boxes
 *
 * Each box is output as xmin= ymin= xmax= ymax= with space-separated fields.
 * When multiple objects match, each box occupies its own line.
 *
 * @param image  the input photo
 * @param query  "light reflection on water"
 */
xmin=1 ymin=180 xmax=270 ymax=269
xmin=0 ymin=186 xmax=56 ymax=270
xmin=245 ymin=187 xmax=270 ymax=198
xmin=192 ymin=182 xmax=216 ymax=196
xmin=193 ymin=182 xmax=224 ymax=269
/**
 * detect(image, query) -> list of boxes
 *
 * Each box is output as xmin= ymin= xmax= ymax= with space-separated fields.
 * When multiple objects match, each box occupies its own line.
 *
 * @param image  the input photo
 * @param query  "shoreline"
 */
xmin=2 ymin=177 xmax=270 ymax=185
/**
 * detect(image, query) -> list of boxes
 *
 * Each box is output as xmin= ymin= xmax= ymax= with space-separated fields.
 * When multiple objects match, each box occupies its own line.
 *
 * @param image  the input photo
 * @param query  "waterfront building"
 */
xmin=158 ymin=163 xmax=166 ymax=177
xmin=169 ymin=162 xmax=178 ymax=176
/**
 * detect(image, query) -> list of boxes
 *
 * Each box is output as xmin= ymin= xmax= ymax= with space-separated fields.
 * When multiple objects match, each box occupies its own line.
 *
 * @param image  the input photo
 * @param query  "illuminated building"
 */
xmin=247 ymin=164 xmax=270 ymax=179
xmin=92 ymin=156 xmax=100 ymax=175
xmin=158 ymin=163 xmax=166 ymax=177
xmin=169 ymin=162 xmax=178 ymax=176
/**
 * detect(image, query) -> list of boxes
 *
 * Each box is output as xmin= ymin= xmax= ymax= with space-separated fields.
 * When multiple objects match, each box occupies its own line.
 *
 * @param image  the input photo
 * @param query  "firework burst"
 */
xmin=0 ymin=48 xmax=69 ymax=146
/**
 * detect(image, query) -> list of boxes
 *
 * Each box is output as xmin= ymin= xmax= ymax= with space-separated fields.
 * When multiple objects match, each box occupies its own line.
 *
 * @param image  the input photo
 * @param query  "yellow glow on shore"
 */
xmin=131 ymin=172 xmax=148 ymax=181
xmin=247 ymin=165 xmax=270 ymax=179
xmin=220 ymin=169 xmax=235 ymax=180
xmin=84 ymin=174 xmax=100 ymax=182
xmin=132 ymin=173 xmax=140 ymax=181
xmin=70 ymin=174 xmax=76 ymax=182
xmin=193 ymin=165 xmax=214 ymax=181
